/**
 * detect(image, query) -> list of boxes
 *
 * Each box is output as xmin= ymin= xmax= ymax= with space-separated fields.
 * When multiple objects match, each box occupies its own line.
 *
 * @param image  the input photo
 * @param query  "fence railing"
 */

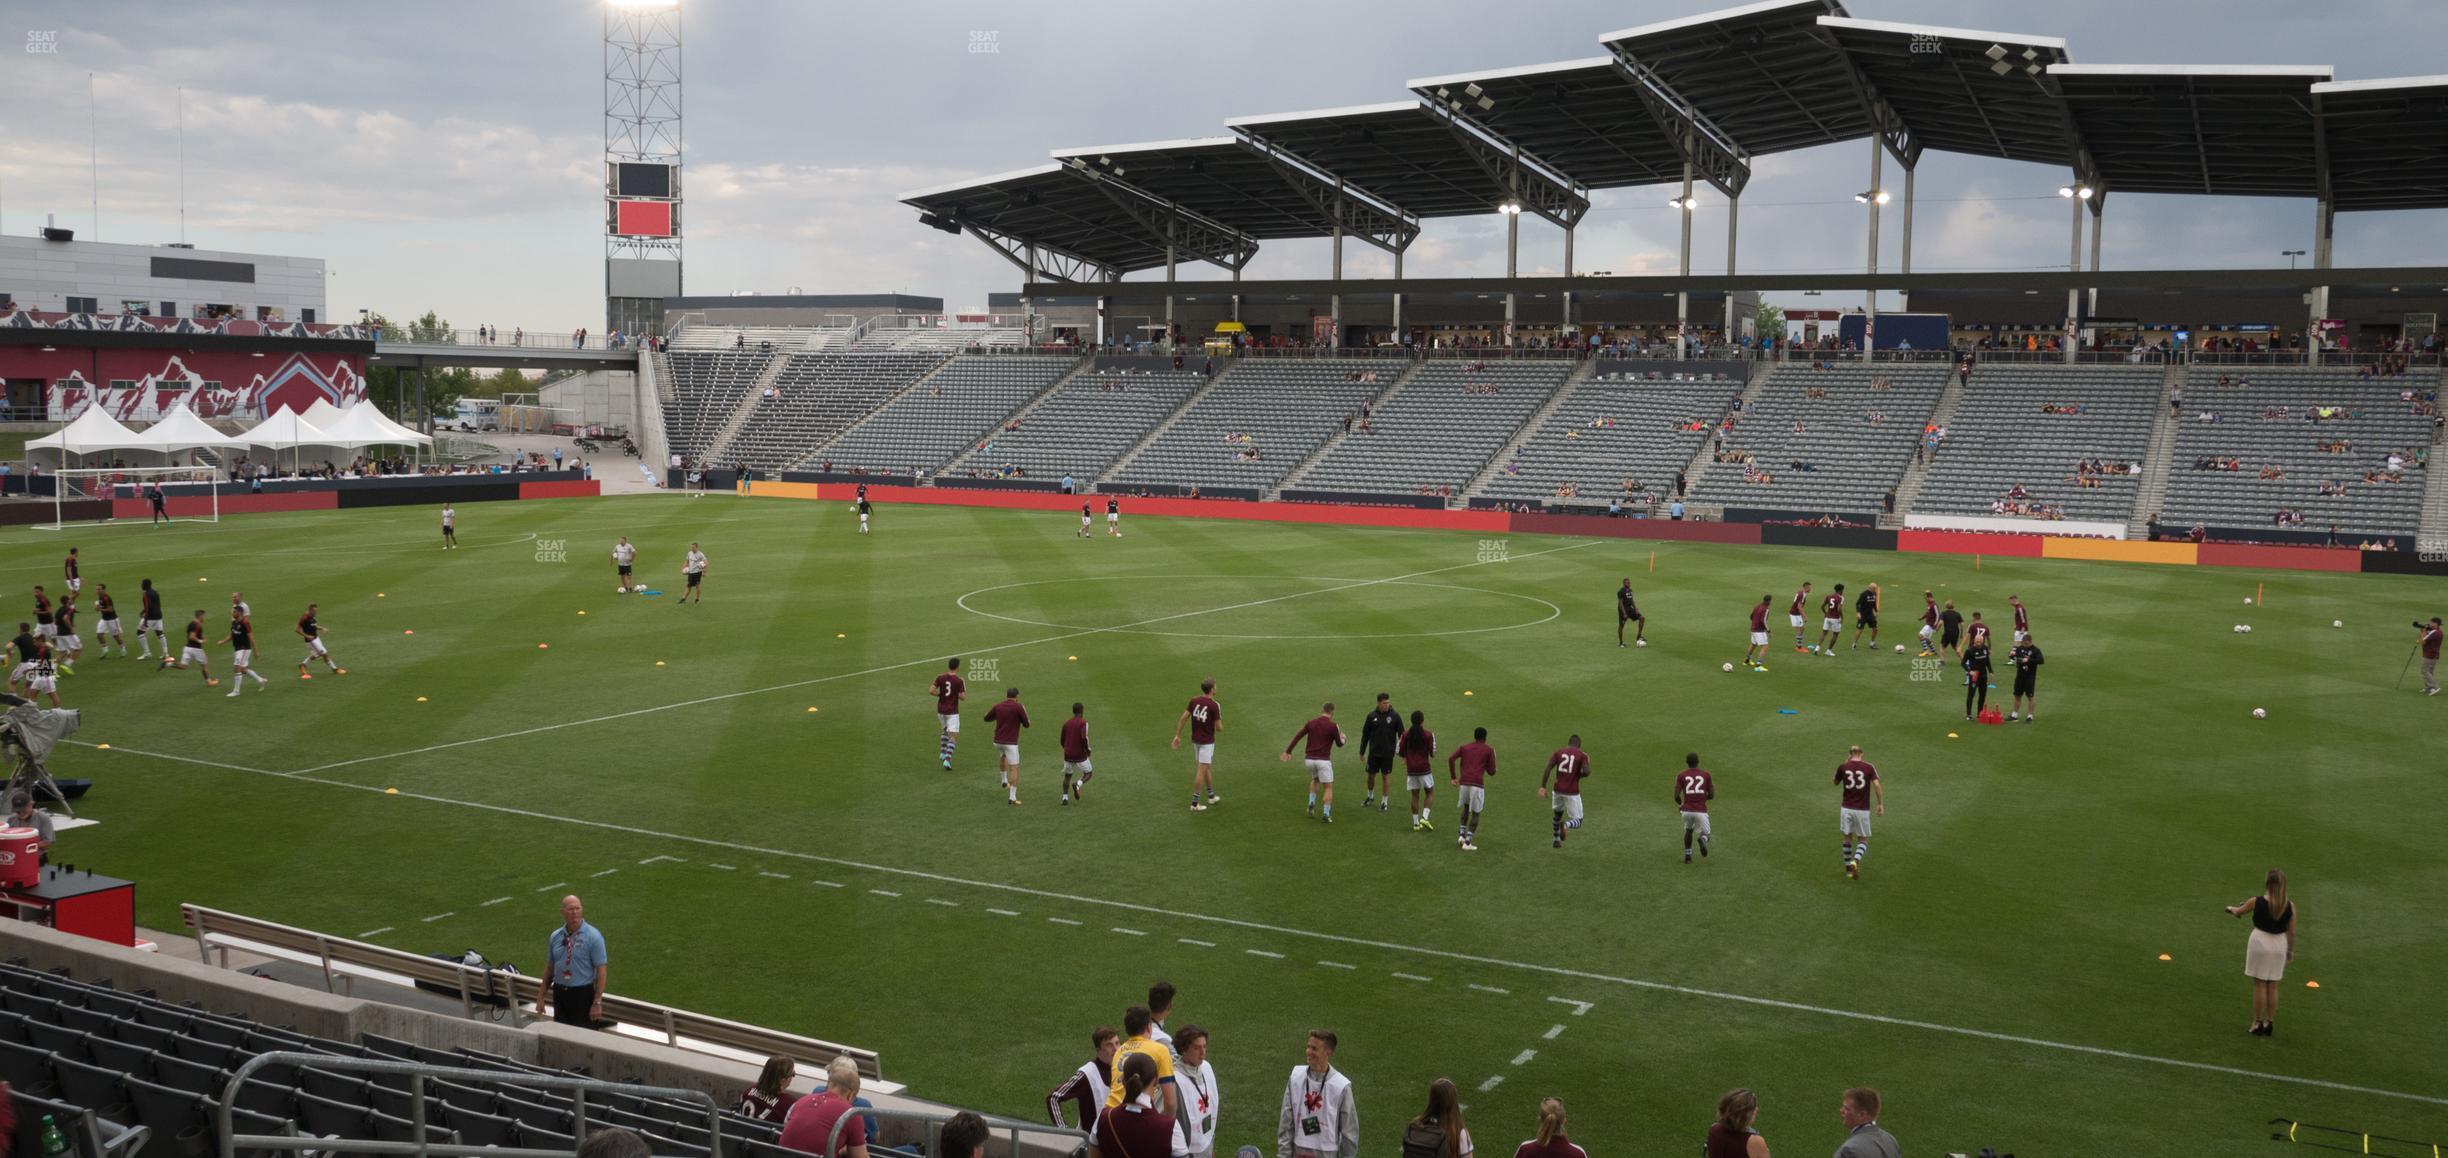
xmin=217 ymin=1053 xmax=722 ymax=1158
xmin=375 ymin=328 xmax=649 ymax=352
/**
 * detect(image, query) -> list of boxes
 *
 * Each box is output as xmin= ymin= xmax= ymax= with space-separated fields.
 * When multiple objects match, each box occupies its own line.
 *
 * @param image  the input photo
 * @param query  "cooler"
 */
xmin=0 ymin=828 xmax=39 ymax=889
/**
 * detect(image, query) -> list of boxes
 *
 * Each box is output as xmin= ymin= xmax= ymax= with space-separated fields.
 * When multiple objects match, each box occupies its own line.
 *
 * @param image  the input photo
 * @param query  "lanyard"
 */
xmin=560 ymin=927 xmax=583 ymax=982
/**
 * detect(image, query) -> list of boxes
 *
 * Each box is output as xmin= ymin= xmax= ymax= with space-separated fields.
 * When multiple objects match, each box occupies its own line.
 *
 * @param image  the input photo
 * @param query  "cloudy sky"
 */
xmin=3 ymin=0 xmax=2442 ymax=330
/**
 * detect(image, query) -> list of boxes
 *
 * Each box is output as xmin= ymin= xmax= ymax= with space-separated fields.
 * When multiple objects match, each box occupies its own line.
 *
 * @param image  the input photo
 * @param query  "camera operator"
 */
xmin=2418 ymin=617 xmax=2442 ymax=697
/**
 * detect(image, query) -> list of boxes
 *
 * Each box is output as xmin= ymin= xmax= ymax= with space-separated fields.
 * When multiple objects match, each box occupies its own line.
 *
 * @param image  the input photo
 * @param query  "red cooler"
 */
xmin=0 ymin=828 xmax=39 ymax=889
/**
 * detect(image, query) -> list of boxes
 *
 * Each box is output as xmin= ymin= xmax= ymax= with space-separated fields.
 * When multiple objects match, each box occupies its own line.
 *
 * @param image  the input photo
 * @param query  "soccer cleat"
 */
xmin=226 ymin=690 xmax=240 ymax=698
xmin=1553 ymin=836 xmax=1563 ymax=849
xmin=1009 ymin=797 xmax=1022 ymax=806
xmin=1379 ymin=798 xmax=1388 ymax=813
xmin=1684 ymin=853 xmax=1693 ymax=864
xmin=1323 ymin=813 xmax=1333 ymax=824
xmin=1060 ymin=794 xmax=1070 ymax=806
xmin=1846 ymin=860 xmax=1859 ymax=879
xmin=1419 ymin=816 xmax=1434 ymax=831
xmin=1306 ymin=801 xmax=1316 ymax=817
xmin=207 ymin=679 xmax=220 ymax=686
xmin=1190 ymin=801 xmax=1207 ymax=812
xmin=300 ymin=673 xmax=312 ymax=681
xmin=1698 ymin=837 xmax=1709 ymax=858
xmin=941 ymin=757 xmax=953 ymax=770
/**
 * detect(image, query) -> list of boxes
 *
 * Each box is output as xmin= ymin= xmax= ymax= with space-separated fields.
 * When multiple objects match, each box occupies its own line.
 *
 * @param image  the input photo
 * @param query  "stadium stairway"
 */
xmin=1672 ymin=359 xmax=1777 ymax=522
xmin=2423 ymin=438 xmax=2448 ymax=548
xmin=2126 ymin=364 xmax=2187 ymax=537
xmin=1876 ymin=366 xmax=1969 ymax=529
xmin=1459 ymin=357 xmax=1598 ymax=500
xmin=697 ymin=353 xmax=791 ymax=467
xmin=1093 ymin=363 xmax=1235 ymax=488
xmin=940 ymin=359 xmax=1176 ymax=484
xmin=1268 ymin=360 xmax=1433 ymax=499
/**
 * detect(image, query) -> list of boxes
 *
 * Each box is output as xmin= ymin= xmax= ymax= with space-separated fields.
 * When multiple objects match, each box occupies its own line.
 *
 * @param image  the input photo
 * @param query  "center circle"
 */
xmin=953 ymin=574 xmax=1561 ymax=640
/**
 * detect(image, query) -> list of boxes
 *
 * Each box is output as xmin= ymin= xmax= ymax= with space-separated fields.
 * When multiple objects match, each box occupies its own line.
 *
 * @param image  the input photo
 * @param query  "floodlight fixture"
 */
xmin=1667 ymin=196 xmax=1697 ymax=210
xmin=1854 ymin=190 xmax=1889 ymax=205
xmin=2057 ymin=184 xmax=2093 ymax=200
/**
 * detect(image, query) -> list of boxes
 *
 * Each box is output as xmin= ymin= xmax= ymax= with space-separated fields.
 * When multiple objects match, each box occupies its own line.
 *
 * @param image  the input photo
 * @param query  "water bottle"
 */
xmin=41 ymin=1113 xmax=71 ymax=1158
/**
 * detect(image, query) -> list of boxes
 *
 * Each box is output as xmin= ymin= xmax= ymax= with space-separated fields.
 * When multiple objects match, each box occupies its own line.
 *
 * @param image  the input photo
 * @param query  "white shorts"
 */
xmin=232 ymin=649 xmax=254 ymax=668
xmin=1106 ymin=513 xmax=1118 ymax=525
xmin=995 ymin=743 xmax=1019 ymax=765
xmin=1840 ymin=807 xmax=1873 ymax=837
xmin=7 ymin=663 xmax=28 ymax=684
xmin=1405 ymin=773 xmax=1433 ymax=792
xmin=1455 ymin=784 xmax=1486 ymax=812
xmin=1551 ymin=793 xmax=1584 ymax=822
xmin=139 ymin=619 xmax=164 ymax=634
xmin=32 ymin=624 xmax=54 ymax=639
xmin=1749 ymin=631 xmax=1769 ymax=646
xmin=1822 ymin=618 xmax=1843 ymax=633
xmin=1789 ymin=613 xmax=1805 ymax=629
xmin=55 ymin=635 xmax=80 ymax=653
xmin=29 ymin=675 xmax=55 ymax=695
xmin=1193 ymin=743 xmax=1214 ymax=764
xmin=97 ymin=617 xmax=120 ymax=635
xmin=1304 ymin=758 xmax=1334 ymax=784
xmin=1681 ymin=811 xmax=1712 ymax=837
xmin=181 ymin=646 xmax=207 ymax=666
xmin=1081 ymin=516 xmax=1091 ymax=528
xmin=859 ymin=512 xmax=869 ymax=523
xmin=2013 ymin=630 xmax=2029 ymax=643
xmin=939 ymin=712 xmax=960 ymax=734
xmin=1063 ymin=759 xmax=1093 ymax=775
xmin=66 ymin=578 xmax=82 ymax=593
xmin=1918 ymin=624 xmax=1935 ymax=638
xmin=306 ymin=638 xmax=329 ymax=658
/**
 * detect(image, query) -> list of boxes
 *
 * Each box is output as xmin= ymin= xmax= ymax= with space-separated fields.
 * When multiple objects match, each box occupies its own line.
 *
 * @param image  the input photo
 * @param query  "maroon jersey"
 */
xmin=1749 ymin=603 xmax=1769 ymax=632
xmin=1448 ymin=741 xmax=1496 ymax=787
xmin=1921 ymin=600 xmax=1938 ymax=628
xmin=2012 ymin=604 xmax=2029 ymax=632
xmin=1289 ymin=715 xmax=1344 ymax=760
xmin=1835 ymin=759 xmax=1879 ymax=810
xmin=1184 ymin=695 xmax=1221 ymax=744
xmin=1676 ymin=767 xmax=1716 ymax=813
xmin=55 ymin=603 xmax=75 ymax=635
xmin=1546 ymin=747 xmax=1591 ymax=796
xmin=1968 ymin=621 xmax=1991 ymax=649
xmin=1789 ymin=590 xmax=1808 ymax=616
xmin=32 ymin=593 xmax=50 ymax=625
xmin=1821 ymin=593 xmax=1842 ymax=618
xmin=983 ymin=699 xmax=1030 ymax=744
xmin=1398 ymin=726 xmax=1436 ymax=774
xmin=95 ymin=591 xmax=115 ymax=618
xmin=932 ymin=672 xmax=965 ymax=715
xmin=1059 ymin=716 xmax=1091 ymax=762
xmin=2426 ymin=626 xmax=2444 ymax=660
xmin=63 ymin=556 xmax=77 ymax=580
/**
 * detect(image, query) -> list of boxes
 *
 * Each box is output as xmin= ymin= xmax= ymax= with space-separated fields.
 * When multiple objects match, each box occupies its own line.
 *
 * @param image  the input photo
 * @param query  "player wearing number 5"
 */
xmin=1835 ymin=746 xmax=1884 ymax=880
xmin=1539 ymin=736 xmax=1592 ymax=850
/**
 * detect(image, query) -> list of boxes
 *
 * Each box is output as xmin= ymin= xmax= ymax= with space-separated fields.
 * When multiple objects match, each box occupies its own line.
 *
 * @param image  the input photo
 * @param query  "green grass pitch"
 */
xmin=11 ymin=494 xmax=2444 ymax=1156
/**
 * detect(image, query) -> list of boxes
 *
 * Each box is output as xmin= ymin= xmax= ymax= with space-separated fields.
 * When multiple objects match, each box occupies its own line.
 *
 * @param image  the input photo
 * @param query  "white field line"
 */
xmin=1510 ymin=1049 xmax=1536 ymax=1066
xmin=869 ymin=889 xmax=901 ymax=898
xmin=1112 ymin=927 xmax=1146 ymax=936
xmin=1048 ymin=917 xmax=1083 ymax=927
xmin=479 ymin=897 xmax=512 ymax=907
xmin=1393 ymin=973 xmax=1433 ymax=983
xmin=283 ymin=540 xmax=1602 ymax=775
xmin=1542 ymin=1024 xmax=1565 ymax=1041
xmin=1468 ymin=984 xmax=1511 ymax=995
xmin=535 ymin=882 xmax=568 ymax=892
xmin=1317 ymin=960 xmax=1357 ymax=970
xmin=1246 ymin=949 xmax=1285 ymax=960
xmin=421 ymin=912 xmax=454 ymax=923
xmin=1180 ymin=939 xmax=1216 ymax=948
xmin=359 ymin=927 xmax=393 ymax=938
xmin=1476 ymin=1076 xmax=1503 ymax=1093
xmin=987 ymin=908 xmax=1021 ymax=917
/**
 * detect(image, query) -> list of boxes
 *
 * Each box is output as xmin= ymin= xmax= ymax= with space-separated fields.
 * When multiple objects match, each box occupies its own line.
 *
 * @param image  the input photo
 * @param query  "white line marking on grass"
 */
xmin=710 ymin=863 xmax=738 ymax=871
xmin=929 ymin=899 xmax=961 ymax=908
xmin=148 ymin=757 xmax=2448 ymax=1110
xmin=479 ymin=897 xmax=512 ymax=907
xmin=589 ymin=868 xmax=617 ymax=878
xmin=759 ymin=872 xmax=791 ymax=880
xmin=1247 ymin=949 xmax=1285 ymax=960
xmin=640 ymin=856 xmax=686 ymax=865
xmin=1048 ymin=917 xmax=1083 ymax=927
xmin=1510 ymin=1049 xmax=1536 ymax=1066
xmin=1469 ymin=984 xmax=1510 ymax=995
xmin=1477 ymin=1076 xmax=1503 ymax=1093
xmin=1394 ymin=972 xmax=1432 ymax=982
xmin=536 ymin=882 xmax=567 ymax=892
xmin=810 ymin=880 xmax=843 ymax=888
xmin=1541 ymin=1024 xmax=1565 ymax=1041
xmin=421 ymin=912 xmax=454 ymax=923
xmin=1112 ymin=927 xmax=1145 ymax=936
xmin=287 ymin=541 xmax=1604 ymax=775
xmin=1180 ymin=939 xmax=1215 ymax=948
xmin=60 ymin=741 xmax=280 ymax=776
xmin=987 ymin=908 xmax=1021 ymax=917
xmin=359 ymin=927 xmax=393 ymax=938
xmin=869 ymin=889 xmax=901 ymax=898
xmin=1318 ymin=960 xmax=1356 ymax=970
xmin=1547 ymin=997 xmax=1593 ymax=1017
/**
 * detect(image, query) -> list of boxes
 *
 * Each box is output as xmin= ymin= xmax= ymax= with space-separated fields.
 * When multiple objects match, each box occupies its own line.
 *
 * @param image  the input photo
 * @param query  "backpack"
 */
xmin=1401 ymin=1119 xmax=1448 ymax=1158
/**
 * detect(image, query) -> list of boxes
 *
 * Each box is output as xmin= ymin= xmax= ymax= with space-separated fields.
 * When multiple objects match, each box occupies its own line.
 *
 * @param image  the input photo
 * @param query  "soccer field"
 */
xmin=14 ymin=493 xmax=2445 ymax=1156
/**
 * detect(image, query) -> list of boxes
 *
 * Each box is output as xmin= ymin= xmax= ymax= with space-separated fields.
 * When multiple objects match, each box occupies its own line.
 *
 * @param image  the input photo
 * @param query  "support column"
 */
xmin=2086 ymin=200 xmax=2103 ymax=320
xmin=1562 ymin=226 xmax=1575 ymax=339
xmin=1392 ymin=248 xmax=1404 ymax=340
xmin=412 ymin=366 xmax=427 ymax=435
xmin=1724 ymin=193 xmax=1740 ymax=347
xmin=2309 ymin=198 xmax=2335 ymax=354
xmin=2065 ymin=182 xmax=2084 ymax=365
xmin=1865 ymin=135 xmax=1883 ymax=362
xmin=1899 ymin=166 xmax=1915 ymax=315
xmin=1330 ymin=179 xmax=1346 ymax=349
xmin=1676 ymin=156 xmax=1694 ymax=362
xmin=1231 ymin=265 xmax=1241 ymax=325
xmin=1164 ymin=242 xmax=1177 ymax=348
xmin=1097 ymin=295 xmax=1109 ymax=349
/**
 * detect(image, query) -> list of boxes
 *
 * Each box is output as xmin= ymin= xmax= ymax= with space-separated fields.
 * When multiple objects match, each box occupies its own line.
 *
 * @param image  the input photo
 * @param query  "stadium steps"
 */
xmin=1266 ymin=359 xmax=1434 ymax=499
xmin=2422 ymin=438 xmax=2448 ymax=549
xmin=1878 ymin=368 xmax=1969 ymax=529
xmin=941 ymin=356 xmax=1111 ymax=481
xmin=697 ymin=352 xmax=791 ymax=466
xmin=1667 ymin=361 xmax=1777 ymax=523
xmin=637 ymin=349 xmax=672 ymax=472
xmin=1460 ymin=356 xmax=1599 ymax=499
xmin=650 ymin=351 xmax=675 ymax=404
xmin=1093 ymin=360 xmax=1238 ymax=486
xmin=2126 ymin=366 xmax=2186 ymax=537
xmin=793 ymin=353 xmax=976 ymax=471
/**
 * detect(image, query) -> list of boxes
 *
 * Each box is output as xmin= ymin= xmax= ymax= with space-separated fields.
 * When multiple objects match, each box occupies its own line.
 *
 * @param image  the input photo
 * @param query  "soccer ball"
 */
xmin=2244 ymin=597 xmax=2255 ymax=605
xmin=1894 ymin=644 xmax=1906 ymax=653
xmin=1722 ymin=662 xmax=1735 ymax=673
xmin=1635 ymin=639 xmax=1647 ymax=648
xmin=2252 ymin=708 xmax=2267 ymax=719
xmin=2332 ymin=620 xmax=2343 ymax=628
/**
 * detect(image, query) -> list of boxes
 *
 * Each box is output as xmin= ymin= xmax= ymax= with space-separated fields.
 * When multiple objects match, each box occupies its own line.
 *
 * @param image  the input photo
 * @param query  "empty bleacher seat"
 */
xmin=962 ymin=367 xmax=1209 ymax=482
xmin=724 ymin=352 xmax=952 ymax=471
xmin=1689 ymin=363 xmax=1950 ymax=515
xmin=1112 ymin=359 xmax=1405 ymax=493
xmin=1295 ymin=361 xmax=1575 ymax=496
xmin=1478 ymin=377 xmax=1724 ymax=507
xmin=818 ymin=355 xmax=1078 ymax=474
xmin=2160 ymin=367 xmax=2431 ymax=535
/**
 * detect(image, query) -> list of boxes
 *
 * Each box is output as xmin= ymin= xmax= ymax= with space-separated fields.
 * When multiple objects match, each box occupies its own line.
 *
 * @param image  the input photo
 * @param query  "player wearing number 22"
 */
xmin=1540 ymin=738 xmax=1591 ymax=850
xmin=1675 ymin=753 xmax=1715 ymax=864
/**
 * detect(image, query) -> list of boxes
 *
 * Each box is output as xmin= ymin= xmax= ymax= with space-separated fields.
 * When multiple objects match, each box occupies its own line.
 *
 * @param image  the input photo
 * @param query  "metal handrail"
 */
xmin=824 ymin=1099 xmax=1089 ymax=1158
xmin=217 ymin=1051 xmax=724 ymax=1158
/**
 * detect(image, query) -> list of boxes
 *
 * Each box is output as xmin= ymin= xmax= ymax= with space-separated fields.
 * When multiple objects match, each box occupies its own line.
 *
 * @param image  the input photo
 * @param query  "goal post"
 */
xmin=36 ymin=466 xmax=223 ymax=530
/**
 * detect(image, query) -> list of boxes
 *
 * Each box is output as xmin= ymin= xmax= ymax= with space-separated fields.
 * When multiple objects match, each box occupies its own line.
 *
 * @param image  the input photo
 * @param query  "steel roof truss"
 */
xmin=1239 ymin=139 xmax=1421 ymax=255
xmin=1608 ymin=48 xmax=1753 ymax=197
xmin=1418 ymin=102 xmax=1591 ymax=229
xmin=1072 ymin=167 xmax=1261 ymax=273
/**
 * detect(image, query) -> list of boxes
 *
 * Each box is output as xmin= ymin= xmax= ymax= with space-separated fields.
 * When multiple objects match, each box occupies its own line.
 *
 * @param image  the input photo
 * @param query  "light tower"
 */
xmin=605 ymin=0 xmax=682 ymax=338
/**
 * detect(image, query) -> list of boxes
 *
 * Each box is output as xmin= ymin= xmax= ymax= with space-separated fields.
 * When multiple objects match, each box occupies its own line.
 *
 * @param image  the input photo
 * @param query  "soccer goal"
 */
xmin=33 ymin=465 xmax=223 ymax=529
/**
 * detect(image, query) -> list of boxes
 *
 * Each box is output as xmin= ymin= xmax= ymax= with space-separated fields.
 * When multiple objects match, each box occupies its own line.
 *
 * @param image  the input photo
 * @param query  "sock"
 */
xmin=1843 ymin=839 xmax=1854 ymax=864
xmin=1322 ymin=804 xmax=1332 ymax=819
xmin=1421 ymin=807 xmax=1430 ymax=824
xmin=1699 ymin=834 xmax=1710 ymax=856
xmin=1855 ymin=840 xmax=1869 ymax=862
xmin=252 ymin=671 xmax=268 ymax=686
xmin=1007 ymin=783 xmax=1017 ymax=802
xmin=1684 ymin=829 xmax=1694 ymax=852
xmin=1308 ymin=792 xmax=1318 ymax=809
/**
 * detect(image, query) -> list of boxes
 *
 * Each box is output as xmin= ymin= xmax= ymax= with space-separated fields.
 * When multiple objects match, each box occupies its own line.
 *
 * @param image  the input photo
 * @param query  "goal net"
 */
xmin=36 ymin=465 xmax=223 ymax=529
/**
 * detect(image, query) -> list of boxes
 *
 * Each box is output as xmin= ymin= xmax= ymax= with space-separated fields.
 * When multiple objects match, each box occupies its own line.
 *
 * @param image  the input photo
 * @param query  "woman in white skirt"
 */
xmin=2223 ymin=868 xmax=2299 ymax=1036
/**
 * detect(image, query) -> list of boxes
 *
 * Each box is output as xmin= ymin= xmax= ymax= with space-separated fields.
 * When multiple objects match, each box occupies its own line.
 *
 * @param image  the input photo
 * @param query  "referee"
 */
xmin=1358 ymin=694 xmax=1402 ymax=814
xmin=538 ymin=894 xmax=608 ymax=1028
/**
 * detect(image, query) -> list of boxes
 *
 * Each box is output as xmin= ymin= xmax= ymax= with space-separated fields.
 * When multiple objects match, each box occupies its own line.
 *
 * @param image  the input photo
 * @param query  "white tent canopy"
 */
xmin=234 ymin=409 xmax=351 ymax=450
xmin=298 ymin=398 xmax=350 ymax=431
xmin=27 ymin=408 xmax=157 ymax=455
xmin=319 ymin=401 xmax=433 ymax=447
xmin=142 ymin=403 xmax=249 ymax=452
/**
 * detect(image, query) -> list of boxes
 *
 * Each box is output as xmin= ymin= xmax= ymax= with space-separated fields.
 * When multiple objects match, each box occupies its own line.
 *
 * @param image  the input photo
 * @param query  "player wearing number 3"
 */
xmin=1540 ymin=736 xmax=1592 ymax=850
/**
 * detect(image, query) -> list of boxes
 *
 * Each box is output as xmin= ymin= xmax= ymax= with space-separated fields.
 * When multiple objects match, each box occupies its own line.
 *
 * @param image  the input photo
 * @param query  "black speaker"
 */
xmin=40 ymin=227 xmax=74 ymax=242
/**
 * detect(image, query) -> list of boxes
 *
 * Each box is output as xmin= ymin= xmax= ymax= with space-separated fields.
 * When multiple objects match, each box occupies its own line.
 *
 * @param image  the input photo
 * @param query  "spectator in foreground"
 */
xmin=1047 ymin=1026 xmax=1118 ymax=1130
xmin=576 ymin=1127 xmax=652 ymax=1158
xmin=940 ymin=1112 xmax=991 ymax=1158
xmin=1832 ymin=1088 xmax=1897 ymax=1158
xmin=1705 ymin=1088 xmax=1769 ymax=1158
xmin=1402 ymin=1078 xmax=1471 ymax=1158
xmin=777 ymin=1057 xmax=870 ymax=1158
xmin=738 ymin=1055 xmax=797 ymax=1123
xmin=1275 ymin=1030 xmax=1356 ymax=1158
xmin=1170 ymin=1024 xmax=1218 ymax=1158
xmin=538 ymin=894 xmax=607 ymax=1028
xmin=1510 ymin=1098 xmax=1583 ymax=1158
xmin=1098 ymin=1052 xmax=1178 ymax=1158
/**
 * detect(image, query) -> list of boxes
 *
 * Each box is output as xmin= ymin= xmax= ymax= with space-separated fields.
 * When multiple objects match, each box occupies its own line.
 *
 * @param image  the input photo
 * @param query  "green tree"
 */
xmin=1755 ymin=302 xmax=1786 ymax=343
xmin=405 ymin=310 xmax=454 ymax=344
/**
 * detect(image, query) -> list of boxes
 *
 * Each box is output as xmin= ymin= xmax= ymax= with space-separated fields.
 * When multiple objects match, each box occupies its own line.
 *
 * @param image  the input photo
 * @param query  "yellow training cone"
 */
xmin=655 ymin=661 xmax=665 ymax=667
xmin=385 ymin=788 xmax=399 ymax=795
xmin=96 ymin=744 xmax=110 ymax=750
xmin=1463 ymin=690 xmax=1474 ymax=696
xmin=578 ymin=611 xmax=587 ymax=616
xmin=377 ymin=593 xmax=386 ymax=598
xmin=1068 ymin=655 xmax=1078 ymax=661
xmin=2157 ymin=953 xmax=2171 ymax=961
xmin=806 ymin=706 xmax=820 ymax=713
xmin=415 ymin=696 xmax=428 ymax=703
xmin=2305 ymin=980 xmax=2320 ymax=988
xmin=1946 ymin=732 xmax=1960 ymax=739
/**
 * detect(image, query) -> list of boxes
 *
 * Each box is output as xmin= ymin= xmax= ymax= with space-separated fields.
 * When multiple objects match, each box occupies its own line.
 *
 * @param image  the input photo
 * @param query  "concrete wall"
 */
xmin=540 ymin=370 xmax=642 ymax=434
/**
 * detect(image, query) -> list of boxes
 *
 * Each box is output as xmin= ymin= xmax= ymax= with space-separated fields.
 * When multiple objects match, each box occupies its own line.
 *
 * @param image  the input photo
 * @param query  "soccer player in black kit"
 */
xmin=2008 ymin=634 xmax=2043 ymax=722
xmin=1616 ymin=580 xmax=1646 ymax=647
xmin=1357 ymin=693 xmax=1403 ymax=813
xmin=1962 ymin=632 xmax=1993 ymax=720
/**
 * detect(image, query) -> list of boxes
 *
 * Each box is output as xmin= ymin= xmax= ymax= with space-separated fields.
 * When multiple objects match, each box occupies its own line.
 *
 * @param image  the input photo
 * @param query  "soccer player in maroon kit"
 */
xmin=1966 ymin=611 xmax=1992 ymax=652
xmin=1059 ymin=702 xmax=1094 ymax=805
xmin=1281 ymin=703 xmax=1345 ymax=822
xmin=1539 ymin=736 xmax=1591 ymax=849
xmin=1815 ymin=585 xmax=1846 ymax=656
xmin=2009 ymin=594 xmax=2031 ymax=643
xmin=1917 ymin=590 xmax=1939 ymax=656
xmin=932 ymin=658 xmax=966 ymax=770
xmin=1788 ymin=582 xmax=1813 ymax=651
xmin=1399 ymin=709 xmax=1436 ymax=831
xmin=1171 ymin=678 xmax=1224 ymax=810
xmin=1674 ymin=752 xmax=1715 ymax=864
xmin=1446 ymin=726 xmax=1496 ymax=851
xmin=1834 ymin=745 xmax=1884 ymax=879
xmin=981 ymin=687 xmax=1031 ymax=805
xmin=1743 ymin=595 xmax=1771 ymax=669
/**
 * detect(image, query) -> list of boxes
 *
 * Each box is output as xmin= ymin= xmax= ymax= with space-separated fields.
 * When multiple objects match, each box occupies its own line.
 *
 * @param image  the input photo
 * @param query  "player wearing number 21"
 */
xmin=1540 ymin=736 xmax=1592 ymax=850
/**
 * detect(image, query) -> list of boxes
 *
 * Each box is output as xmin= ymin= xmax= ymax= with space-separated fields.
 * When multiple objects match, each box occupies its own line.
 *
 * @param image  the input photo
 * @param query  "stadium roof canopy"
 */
xmin=905 ymin=1 xmax=2448 ymax=283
